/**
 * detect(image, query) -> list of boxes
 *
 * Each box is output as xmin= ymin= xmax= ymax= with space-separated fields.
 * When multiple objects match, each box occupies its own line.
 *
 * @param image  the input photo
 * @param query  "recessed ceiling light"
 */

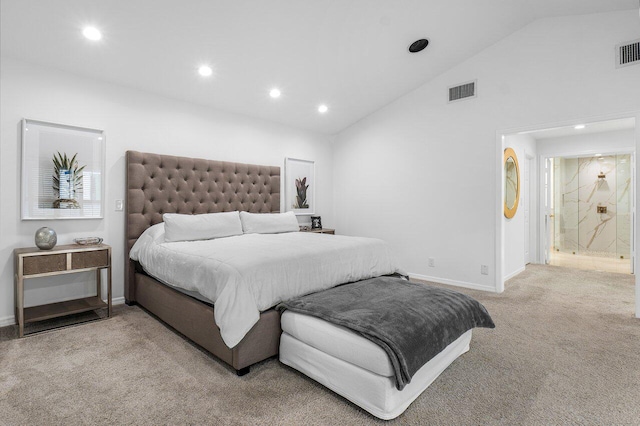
xmin=198 ymin=65 xmax=213 ymax=77
xmin=595 ymin=153 xmax=602 ymax=157
xmin=574 ymin=124 xmax=586 ymax=130
xmin=408 ymin=38 xmax=429 ymax=53
xmin=82 ymin=26 xmax=102 ymax=41
xmin=269 ymin=88 xmax=281 ymax=98
xmin=318 ymin=104 xmax=328 ymax=114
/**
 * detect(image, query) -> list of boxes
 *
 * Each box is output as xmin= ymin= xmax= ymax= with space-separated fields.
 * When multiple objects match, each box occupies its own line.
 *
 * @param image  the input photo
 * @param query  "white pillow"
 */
xmin=240 ymin=211 xmax=300 ymax=234
xmin=163 ymin=212 xmax=243 ymax=242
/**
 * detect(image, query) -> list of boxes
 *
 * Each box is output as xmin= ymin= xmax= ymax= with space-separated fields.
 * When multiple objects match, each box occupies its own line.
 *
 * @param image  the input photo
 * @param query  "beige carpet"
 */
xmin=1 ymin=265 xmax=638 ymax=425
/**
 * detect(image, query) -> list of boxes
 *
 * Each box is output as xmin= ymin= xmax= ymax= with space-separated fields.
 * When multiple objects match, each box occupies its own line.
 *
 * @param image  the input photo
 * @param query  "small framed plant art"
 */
xmin=21 ymin=119 xmax=105 ymax=220
xmin=285 ymin=157 xmax=315 ymax=215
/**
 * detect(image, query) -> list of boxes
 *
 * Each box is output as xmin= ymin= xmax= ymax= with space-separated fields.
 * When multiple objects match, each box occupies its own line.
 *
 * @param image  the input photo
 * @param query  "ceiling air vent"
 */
xmin=616 ymin=39 xmax=640 ymax=68
xmin=448 ymin=80 xmax=476 ymax=102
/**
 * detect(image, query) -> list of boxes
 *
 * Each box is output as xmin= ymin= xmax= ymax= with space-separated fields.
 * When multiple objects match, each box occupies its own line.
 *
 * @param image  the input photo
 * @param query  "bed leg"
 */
xmin=236 ymin=367 xmax=250 ymax=376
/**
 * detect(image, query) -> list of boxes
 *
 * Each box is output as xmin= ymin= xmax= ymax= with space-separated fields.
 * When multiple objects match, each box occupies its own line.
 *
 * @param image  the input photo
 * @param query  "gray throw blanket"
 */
xmin=278 ymin=276 xmax=495 ymax=390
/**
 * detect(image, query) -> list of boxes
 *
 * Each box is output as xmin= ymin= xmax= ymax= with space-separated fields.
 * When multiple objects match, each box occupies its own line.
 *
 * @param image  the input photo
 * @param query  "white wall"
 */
xmin=332 ymin=10 xmax=640 ymax=293
xmin=503 ymin=134 xmax=537 ymax=280
xmin=0 ymin=58 xmax=334 ymax=325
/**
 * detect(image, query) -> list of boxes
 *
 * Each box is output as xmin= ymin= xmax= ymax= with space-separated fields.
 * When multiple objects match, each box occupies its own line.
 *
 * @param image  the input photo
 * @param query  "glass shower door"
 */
xmin=553 ymin=157 xmax=579 ymax=255
xmin=550 ymin=153 xmax=632 ymax=273
xmin=616 ymin=154 xmax=632 ymax=268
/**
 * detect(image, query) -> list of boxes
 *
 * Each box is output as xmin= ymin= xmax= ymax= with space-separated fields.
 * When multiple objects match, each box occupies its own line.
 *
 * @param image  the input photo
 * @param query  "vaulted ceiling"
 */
xmin=1 ymin=0 xmax=636 ymax=134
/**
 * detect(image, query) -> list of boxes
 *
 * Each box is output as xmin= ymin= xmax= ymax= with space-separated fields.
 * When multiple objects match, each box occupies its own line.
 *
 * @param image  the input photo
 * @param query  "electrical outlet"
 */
xmin=428 ymin=258 xmax=435 ymax=267
xmin=481 ymin=265 xmax=489 ymax=275
xmin=115 ymin=199 xmax=124 ymax=211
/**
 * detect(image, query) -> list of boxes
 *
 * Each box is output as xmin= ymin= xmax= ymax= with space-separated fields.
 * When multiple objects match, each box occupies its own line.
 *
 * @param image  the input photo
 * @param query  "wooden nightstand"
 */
xmin=301 ymin=228 xmax=335 ymax=235
xmin=14 ymin=244 xmax=112 ymax=337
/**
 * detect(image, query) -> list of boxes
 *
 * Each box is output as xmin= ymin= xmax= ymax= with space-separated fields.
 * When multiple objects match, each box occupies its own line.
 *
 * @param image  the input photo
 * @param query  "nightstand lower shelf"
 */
xmin=24 ymin=296 xmax=107 ymax=323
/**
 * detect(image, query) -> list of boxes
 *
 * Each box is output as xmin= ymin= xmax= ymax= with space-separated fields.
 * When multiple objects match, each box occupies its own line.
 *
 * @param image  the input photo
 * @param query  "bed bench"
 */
xmin=279 ymin=311 xmax=473 ymax=420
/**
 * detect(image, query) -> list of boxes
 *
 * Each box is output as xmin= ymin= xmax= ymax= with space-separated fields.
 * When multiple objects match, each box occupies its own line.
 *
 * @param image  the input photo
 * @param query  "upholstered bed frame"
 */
xmin=125 ymin=150 xmax=282 ymax=375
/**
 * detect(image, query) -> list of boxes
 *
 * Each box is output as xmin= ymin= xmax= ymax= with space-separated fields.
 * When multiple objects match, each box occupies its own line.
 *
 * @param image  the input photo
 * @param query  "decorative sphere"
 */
xmin=35 ymin=227 xmax=57 ymax=250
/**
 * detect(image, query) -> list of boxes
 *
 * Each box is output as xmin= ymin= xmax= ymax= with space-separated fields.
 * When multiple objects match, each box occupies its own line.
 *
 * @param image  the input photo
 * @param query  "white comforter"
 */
xmin=130 ymin=224 xmax=402 ymax=348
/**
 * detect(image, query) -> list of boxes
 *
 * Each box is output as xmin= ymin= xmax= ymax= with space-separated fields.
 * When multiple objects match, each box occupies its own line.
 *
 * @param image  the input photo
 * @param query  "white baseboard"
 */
xmin=0 ymin=297 xmax=126 ymax=328
xmin=409 ymin=273 xmax=498 ymax=293
xmin=0 ymin=315 xmax=15 ymax=327
xmin=503 ymin=266 xmax=526 ymax=282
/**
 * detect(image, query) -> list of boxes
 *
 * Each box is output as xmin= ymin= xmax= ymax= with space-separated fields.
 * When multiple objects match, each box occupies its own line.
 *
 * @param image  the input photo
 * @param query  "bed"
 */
xmin=126 ymin=150 xmax=285 ymax=374
xmin=125 ymin=151 xmax=493 ymax=419
xmin=125 ymin=150 xmax=401 ymax=374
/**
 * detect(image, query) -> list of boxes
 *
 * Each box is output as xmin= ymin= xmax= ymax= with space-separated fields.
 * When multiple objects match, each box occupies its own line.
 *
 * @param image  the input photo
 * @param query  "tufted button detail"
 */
xmin=130 ymin=154 xmax=281 ymax=243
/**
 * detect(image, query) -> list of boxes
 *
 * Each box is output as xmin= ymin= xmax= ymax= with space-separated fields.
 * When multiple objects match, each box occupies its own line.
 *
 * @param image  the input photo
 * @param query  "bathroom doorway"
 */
xmin=536 ymin=118 xmax=636 ymax=275
xmin=499 ymin=113 xmax=640 ymax=317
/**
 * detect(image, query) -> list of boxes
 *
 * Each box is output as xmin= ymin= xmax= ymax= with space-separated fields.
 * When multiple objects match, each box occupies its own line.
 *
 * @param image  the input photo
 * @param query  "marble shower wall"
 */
xmin=578 ymin=155 xmax=617 ymax=256
xmin=553 ymin=154 xmax=631 ymax=259
xmin=616 ymin=155 xmax=632 ymax=258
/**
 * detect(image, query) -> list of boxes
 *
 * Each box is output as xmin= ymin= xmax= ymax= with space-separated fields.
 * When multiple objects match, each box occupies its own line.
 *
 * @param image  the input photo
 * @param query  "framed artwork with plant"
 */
xmin=285 ymin=157 xmax=315 ymax=215
xmin=21 ymin=119 xmax=105 ymax=220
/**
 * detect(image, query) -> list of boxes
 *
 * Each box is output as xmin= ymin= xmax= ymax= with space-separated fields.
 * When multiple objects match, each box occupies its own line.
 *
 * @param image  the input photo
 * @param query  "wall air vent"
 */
xmin=616 ymin=39 xmax=640 ymax=68
xmin=448 ymin=80 xmax=476 ymax=102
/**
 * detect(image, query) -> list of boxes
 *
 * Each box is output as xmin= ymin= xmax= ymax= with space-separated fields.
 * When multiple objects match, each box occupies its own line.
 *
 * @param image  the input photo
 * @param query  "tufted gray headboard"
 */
xmin=125 ymin=150 xmax=280 ymax=302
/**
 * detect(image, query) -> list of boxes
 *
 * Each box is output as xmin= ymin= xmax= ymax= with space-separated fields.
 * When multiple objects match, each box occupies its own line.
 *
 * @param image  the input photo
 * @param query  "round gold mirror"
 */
xmin=504 ymin=147 xmax=520 ymax=219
